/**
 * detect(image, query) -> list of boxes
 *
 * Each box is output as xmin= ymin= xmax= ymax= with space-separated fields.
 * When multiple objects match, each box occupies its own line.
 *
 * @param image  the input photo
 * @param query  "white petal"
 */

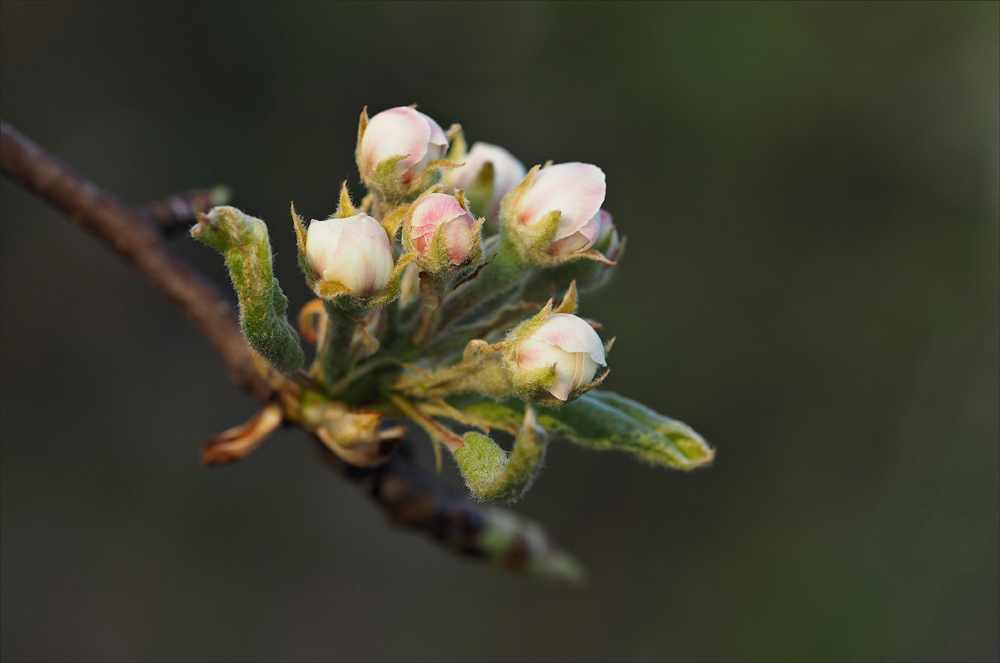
xmin=550 ymin=210 xmax=602 ymax=254
xmin=446 ymin=142 xmax=527 ymax=208
xmin=361 ymin=107 xmax=431 ymax=176
xmin=326 ymin=214 xmax=394 ymax=296
xmin=306 ymin=218 xmax=350 ymax=278
xmin=516 ymin=336 xmax=599 ymax=401
xmin=517 ymin=162 xmax=605 ymax=240
xmin=408 ymin=111 xmax=449 ymax=179
xmin=528 ymin=314 xmax=606 ymax=365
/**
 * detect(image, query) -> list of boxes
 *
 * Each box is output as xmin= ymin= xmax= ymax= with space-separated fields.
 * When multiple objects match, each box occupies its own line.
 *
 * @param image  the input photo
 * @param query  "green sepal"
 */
xmin=523 ymin=233 xmax=626 ymax=303
xmin=465 ymin=161 xmax=495 ymax=220
xmin=457 ymin=391 xmax=714 ymax=471
xmin=381 ymin=205 xmax=408 ymax=239
xmin=445 ymin=124 xmax=466 ymax=162
xmin=191 ymin=206 xmax=304 ymax=373
xmin=291 ymin=202 xmax=312 ymax=284
xmin=454 ymin=408 xmax=548 ymax=503
xmin=498 ymin=165 xmax=561 ymax=266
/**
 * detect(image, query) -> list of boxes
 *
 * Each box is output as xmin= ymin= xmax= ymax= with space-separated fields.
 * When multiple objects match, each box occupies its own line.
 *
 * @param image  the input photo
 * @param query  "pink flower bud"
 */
xmin=515 ymin=313 xmax=607 ymax=401
xmin=306 ymin=213 xmax=394 ymax=297
xmin=408 ymin=193 xmax=478 ymax=265
xmin=410 ymin=193 xmax=476 ymax=265
xmin=515 ymin=162 xmax=606 ymax=254
xmin=445 ymin=142 xmax=526 ymax=220
xmin=360 ymin=107 xmax=448 ymax=185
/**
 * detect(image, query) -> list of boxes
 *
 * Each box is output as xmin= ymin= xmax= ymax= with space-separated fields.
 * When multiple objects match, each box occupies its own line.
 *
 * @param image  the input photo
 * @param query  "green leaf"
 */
xmin=453 ymin=408 xmax=548 ymax=502
xmin=457 ymin=390 xmax=714 ymax=470
xmin=192 ymin=206 xmax=304 ymax=373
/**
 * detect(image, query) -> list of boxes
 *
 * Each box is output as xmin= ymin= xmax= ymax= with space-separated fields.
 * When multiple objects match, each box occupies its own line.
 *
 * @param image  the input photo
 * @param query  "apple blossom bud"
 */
xmin=359 ymin=107 xmax=448 ymax=186
xmin=306 ymin=213 xmax=394 ymax=297
xmin=514 ymin=313 xmax=607 ymax=401
xmin=408 ymin=193 xmax=478 ymax=266
xmin=593 ymin=209 xmax=618 ymax=253
xmin=444 ymin=142 xmax=526 ymax=221
xmin=513 ymin=162 xmax=606 ymax=254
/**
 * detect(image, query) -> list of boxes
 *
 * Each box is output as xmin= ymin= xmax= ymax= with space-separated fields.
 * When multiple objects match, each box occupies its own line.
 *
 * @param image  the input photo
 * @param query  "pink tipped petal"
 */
xmin=443 ymin=218 xmax=475 ymax=264
xmin=422 ymin=112 xmax=448 ymax=150
xmin=409 ymin=193 xmax=475 ymax=262
xmin=361 ymin=107 xmax=432 ymax=175
xmin=410 ymin=194 xmax=467 ymax=236
xmin=518 ymin=162 xmax=606 ymax=239
xmin=529 ymin=314 xmax=606 ymax=365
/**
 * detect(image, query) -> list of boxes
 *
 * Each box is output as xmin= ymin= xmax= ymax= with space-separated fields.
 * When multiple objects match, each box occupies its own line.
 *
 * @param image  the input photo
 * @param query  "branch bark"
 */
xmin=0 ymin=120 xmax=577 ymax=579
xmin=0 ymin=121 xmax=271 ymax=401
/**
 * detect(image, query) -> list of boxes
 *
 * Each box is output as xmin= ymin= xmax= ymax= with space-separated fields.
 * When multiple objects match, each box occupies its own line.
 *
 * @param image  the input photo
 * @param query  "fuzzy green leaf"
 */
xmin=192 ymin=206 xmax=304 ymax=373
xmin=458 ymin=391 xmax=714 ymax=470
xmin=454 ymin=409 xmax=548 ymax=502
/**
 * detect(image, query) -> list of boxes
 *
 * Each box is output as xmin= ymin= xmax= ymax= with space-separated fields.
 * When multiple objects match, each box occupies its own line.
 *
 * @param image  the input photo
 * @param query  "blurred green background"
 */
xmin=1 ymin=2 xmax=997 ymax=661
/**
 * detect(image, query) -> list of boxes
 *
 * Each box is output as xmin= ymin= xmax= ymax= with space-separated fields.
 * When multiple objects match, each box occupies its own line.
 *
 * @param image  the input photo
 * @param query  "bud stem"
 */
xmin=435 ymin=238 xmax=529 ymax=332
xmin=410 ymin=272 xmax=447 ymax=347
xmin=393 ymin=351 xmax=514 ymax=400
xmin=317 ymin=301 xmax=358 ymax=390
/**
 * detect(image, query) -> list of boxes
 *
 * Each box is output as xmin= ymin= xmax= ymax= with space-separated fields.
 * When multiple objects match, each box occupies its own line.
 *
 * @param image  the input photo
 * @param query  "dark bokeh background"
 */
xmin=2 ymin=2 xmax=997 ymax=661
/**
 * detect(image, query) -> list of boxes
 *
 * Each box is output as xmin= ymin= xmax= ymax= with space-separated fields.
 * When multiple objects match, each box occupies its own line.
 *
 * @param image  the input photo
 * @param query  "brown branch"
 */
xmin=0 ymin=120 xmax=580 ymax=581
xmin=0 ymin=121 xmax=271 ymax=401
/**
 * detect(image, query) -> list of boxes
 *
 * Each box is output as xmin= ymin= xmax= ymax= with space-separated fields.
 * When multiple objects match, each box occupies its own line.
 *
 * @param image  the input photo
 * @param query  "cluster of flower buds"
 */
xmin=193 ymin=104 xmax=713 ymax=518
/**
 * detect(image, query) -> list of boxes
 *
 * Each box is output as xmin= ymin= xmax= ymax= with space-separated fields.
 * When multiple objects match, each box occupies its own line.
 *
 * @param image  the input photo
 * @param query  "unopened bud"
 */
xmin=503 ymin=162 xmax=608 ymax=262
xmin=593 ymin=209 xmax=618 ymax=252
xmin=511 ymin=313 xmax=607 ymax=401
xmin=406 ymin=193 xmax=480 ymax=268
xmin=445 ymin=142 xmax=526 ymax=221
xmin=358 ymin=106 xmax=448 ymax=188
xmin=306 ymin=213 xmax=394 ymax=297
